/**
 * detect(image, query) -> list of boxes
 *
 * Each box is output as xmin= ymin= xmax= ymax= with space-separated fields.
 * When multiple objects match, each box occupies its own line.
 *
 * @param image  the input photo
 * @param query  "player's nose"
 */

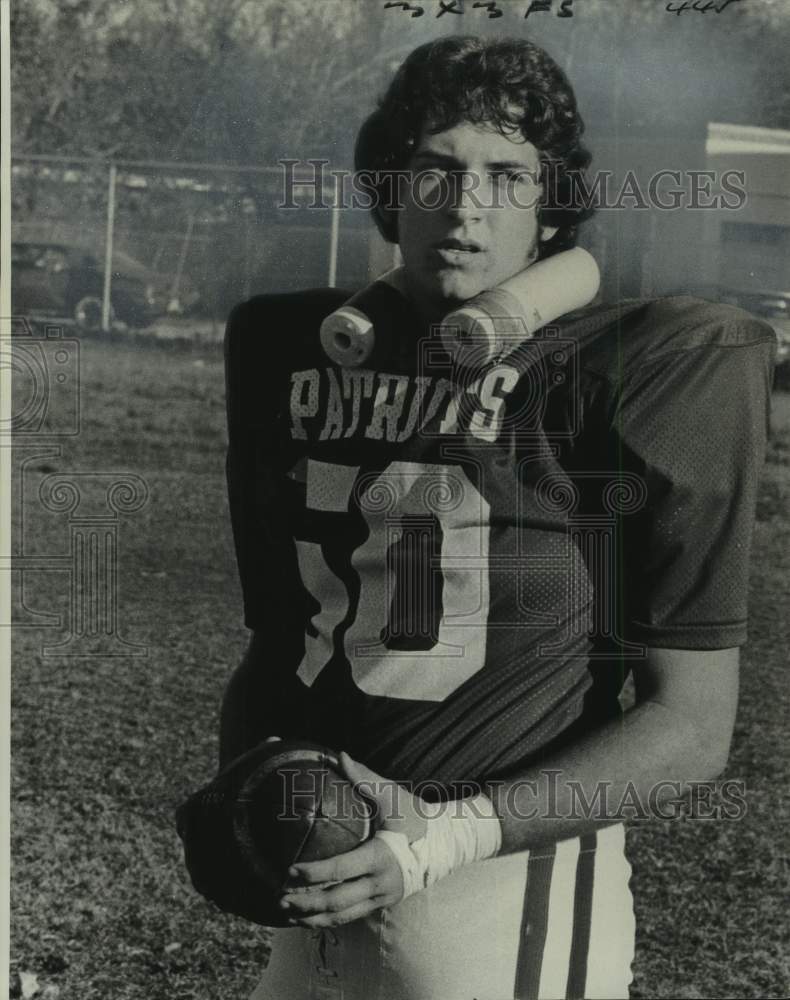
xmin=443 ymin=171 xmax=484 ymax=221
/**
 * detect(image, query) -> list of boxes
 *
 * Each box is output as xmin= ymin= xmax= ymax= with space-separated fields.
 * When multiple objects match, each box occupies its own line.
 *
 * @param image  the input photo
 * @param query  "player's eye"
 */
xmin=434 ymin=167 xmax=465 ymax=183
xmin=413 ymin=166 xmax=448 ymax=190
xmin=490 ymin=169 xmax=534 ymax=185
xmin=415 ymin=162 xmax=449 ymax=176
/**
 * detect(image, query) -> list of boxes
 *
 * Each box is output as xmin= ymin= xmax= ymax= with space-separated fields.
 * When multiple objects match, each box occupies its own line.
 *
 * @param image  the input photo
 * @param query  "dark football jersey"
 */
xmin=225 ymin=285 xmax=774 ymax=791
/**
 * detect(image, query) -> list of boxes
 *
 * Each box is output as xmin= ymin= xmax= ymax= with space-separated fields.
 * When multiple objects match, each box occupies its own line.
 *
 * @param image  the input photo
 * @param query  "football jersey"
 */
xmin=224 ymin=284 xmax=774 ymax=792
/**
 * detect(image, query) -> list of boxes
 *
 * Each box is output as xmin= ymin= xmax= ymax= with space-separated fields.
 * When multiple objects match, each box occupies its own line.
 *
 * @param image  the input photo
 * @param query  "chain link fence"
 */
xmin=11 ymin=154 xmax=382 ymax=333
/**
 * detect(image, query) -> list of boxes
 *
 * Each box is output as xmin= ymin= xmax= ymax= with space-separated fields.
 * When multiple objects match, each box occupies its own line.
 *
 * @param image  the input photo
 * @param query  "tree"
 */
xmin=12 ymin=0 xmax=790 ymax=162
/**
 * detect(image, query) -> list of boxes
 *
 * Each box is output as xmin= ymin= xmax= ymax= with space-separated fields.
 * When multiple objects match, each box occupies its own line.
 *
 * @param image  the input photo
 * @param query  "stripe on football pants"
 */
xmin=565 ymin=832 xmax=598 ymax=999
xmin=534 ymin=835 xmax=582 ymax=999
xmin=514 ymin=843 xmax=557 ymax=999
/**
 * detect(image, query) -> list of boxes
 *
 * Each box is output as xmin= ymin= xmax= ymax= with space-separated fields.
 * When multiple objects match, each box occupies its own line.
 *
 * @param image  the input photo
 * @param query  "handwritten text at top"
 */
xmin=666 ymin=0 xmax=743 ymax=12
xmin=383 ymin=0 xmax=574 ymax=18
xmin=383 ymin=0 xmax=745 ymax=17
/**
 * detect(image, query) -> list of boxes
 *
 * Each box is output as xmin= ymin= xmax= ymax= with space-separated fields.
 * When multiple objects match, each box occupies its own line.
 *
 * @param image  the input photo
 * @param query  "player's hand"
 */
xmin=278 ymin=752 xmax=427 ymax=928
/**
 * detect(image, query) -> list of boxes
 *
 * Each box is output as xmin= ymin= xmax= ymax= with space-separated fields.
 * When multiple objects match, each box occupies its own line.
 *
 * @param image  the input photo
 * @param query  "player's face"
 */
xmin=397 ymin=119 xmax=548 ymax=321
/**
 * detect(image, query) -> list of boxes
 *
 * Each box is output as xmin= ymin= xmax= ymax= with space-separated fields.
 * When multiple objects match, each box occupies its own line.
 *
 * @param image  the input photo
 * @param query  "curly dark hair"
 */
xmin=354 ymin=35 xmax=594 ymax=260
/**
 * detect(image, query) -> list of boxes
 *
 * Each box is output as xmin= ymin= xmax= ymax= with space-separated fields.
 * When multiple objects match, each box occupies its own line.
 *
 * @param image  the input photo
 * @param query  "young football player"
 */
xmin=220 ymin=35 xmax=774 ymax=1000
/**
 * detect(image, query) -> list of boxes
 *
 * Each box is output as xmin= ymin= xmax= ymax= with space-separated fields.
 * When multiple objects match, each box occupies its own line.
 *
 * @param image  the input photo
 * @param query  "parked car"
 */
xmin=11 ymin=240 xmax=187 ymax=331
xmin=718 ymin=289 xmax=790 ymax=373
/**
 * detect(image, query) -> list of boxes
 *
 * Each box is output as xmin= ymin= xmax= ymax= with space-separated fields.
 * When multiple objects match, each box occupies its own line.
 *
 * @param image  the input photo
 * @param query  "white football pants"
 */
xmin=249 ymin=822 xmax=635 ymax=1000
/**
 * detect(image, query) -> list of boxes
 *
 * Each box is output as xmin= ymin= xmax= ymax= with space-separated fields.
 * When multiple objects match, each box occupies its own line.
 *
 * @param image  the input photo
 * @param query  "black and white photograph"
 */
xmin=4 ymin=1 xmax=790 ymax=998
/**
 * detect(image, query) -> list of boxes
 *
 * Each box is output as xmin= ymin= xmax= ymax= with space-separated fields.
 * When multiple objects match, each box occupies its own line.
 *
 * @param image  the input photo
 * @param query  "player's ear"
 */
xmin=540 ymin=225 xmax=559 ymax=242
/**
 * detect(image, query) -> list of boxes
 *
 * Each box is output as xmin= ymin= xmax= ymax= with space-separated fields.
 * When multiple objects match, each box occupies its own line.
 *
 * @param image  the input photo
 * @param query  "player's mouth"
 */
xmin=431 ymin=238 xmax=485 ymax=266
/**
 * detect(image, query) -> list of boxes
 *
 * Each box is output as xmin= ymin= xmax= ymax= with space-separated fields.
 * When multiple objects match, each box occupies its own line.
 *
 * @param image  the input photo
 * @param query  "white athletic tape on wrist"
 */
xmin=375 ymin=793 xmax=503 ymax=900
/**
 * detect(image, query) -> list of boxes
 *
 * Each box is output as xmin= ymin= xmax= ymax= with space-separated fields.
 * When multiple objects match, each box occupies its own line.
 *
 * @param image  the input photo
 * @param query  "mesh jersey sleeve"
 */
xmin=607 ymin=315 xmax=775 ymax=649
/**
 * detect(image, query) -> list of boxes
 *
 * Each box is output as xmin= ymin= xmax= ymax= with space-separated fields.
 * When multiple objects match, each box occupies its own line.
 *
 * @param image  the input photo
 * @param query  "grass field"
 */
xmin=10 ymin=335 xmax=790 ymax=1000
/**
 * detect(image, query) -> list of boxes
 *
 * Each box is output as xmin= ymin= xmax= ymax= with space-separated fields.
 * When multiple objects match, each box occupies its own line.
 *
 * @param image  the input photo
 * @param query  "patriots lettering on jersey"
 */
xmin=289 ymin=366 xmax=520 ymax=444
